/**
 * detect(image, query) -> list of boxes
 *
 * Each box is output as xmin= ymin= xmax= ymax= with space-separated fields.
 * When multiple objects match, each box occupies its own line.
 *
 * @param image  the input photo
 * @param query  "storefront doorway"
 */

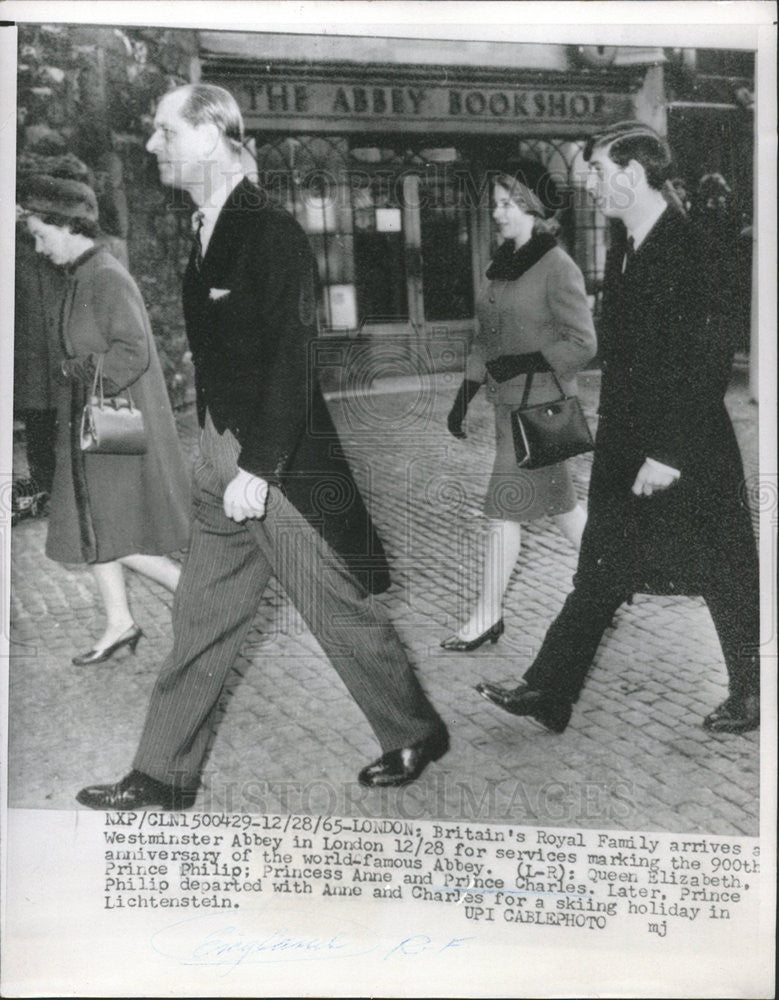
xmin=250 ymin=136 xmax=484 ymax=339
xmin=249 ymin=132 xmax=605 ymax=368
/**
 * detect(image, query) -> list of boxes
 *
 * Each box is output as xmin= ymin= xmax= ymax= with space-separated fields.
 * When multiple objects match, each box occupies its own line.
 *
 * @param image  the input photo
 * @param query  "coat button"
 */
xmin=489 ymin=295 xmax=495 ymax=303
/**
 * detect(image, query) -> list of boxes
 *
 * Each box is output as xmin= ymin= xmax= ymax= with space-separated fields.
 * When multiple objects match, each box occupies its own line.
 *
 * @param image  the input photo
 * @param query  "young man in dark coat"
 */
xmin=77 ymin=84 xmax=447 ymax=810
xmin=477 ymin=121 xmax=760 ymax=735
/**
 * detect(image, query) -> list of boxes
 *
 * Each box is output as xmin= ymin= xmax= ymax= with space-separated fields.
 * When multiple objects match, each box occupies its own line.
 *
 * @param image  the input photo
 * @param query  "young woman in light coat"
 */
xmin=442 ymin=167 xmax=596 ymax=650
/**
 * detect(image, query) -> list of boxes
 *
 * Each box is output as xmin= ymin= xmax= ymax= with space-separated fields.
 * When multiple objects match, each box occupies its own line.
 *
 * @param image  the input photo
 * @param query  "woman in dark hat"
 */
xmin=441 ymin=163 xmax=596 ymax=650
xmin=13 ymin=147 xmax=94 ymax=517
xmin=20 ymin=174 xmax=190 ymax=664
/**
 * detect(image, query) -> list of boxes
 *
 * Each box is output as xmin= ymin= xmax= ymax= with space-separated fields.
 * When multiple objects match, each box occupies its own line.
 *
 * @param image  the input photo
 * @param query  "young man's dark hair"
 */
xmin=584 ymin=120 xmax=672 ymax=190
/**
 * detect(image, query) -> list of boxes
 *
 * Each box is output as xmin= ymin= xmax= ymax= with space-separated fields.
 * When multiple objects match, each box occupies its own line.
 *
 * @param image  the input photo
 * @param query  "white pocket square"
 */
xmin=209 ymin=287 xmax=231 ymax=301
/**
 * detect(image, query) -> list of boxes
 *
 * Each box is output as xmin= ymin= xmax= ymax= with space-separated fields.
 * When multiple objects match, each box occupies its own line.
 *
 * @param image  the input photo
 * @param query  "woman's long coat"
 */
xmin=47 ymin=245 xmax=190 ymax=564
xmin=577 ymin=208 xmax=756 ymax=595
xmin=464 ymin=243 xmax=597 ymax=522
xmin=466 ymin=244 xmax=597 ymax=403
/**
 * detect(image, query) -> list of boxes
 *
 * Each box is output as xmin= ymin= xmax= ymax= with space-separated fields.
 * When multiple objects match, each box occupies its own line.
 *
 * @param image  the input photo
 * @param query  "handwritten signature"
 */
xmin=151 ymin=910 xmax=473 ymax=971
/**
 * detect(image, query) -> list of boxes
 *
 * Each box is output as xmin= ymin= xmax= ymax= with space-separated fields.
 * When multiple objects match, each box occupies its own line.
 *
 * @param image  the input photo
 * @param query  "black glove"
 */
xmin=484 ymin=352 xmax=551 ymax=383
xmin=61 ymin=355 xmax=96 ymax=384
xmin=447 ymin=379 xmax=482 ymax=439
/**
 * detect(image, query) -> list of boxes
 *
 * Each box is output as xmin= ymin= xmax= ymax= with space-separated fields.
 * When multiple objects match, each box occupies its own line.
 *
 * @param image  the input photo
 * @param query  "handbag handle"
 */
xmin=519 ymin=370 xmax=567 ymax=409
xmin=89 ymin=353 xmax=105 ymax=405
xmin=88 ymin=353 xmax=137 ymax=411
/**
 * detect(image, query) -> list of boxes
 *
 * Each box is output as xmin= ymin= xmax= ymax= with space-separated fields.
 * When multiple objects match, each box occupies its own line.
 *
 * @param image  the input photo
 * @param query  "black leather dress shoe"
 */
xmin=358 ymin=727 xmax=449 ymax=788
xmin=703 ymin=693 xmax=760 ymax=734
xmin=76 ymin=770 xmax=197 ymax=810
xmin=475 ymin=681 xmax=572 ymax=733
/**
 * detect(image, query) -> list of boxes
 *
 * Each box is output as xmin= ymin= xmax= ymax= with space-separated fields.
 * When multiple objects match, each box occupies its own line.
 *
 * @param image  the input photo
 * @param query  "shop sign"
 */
xmin=221 ymin=77 xmax=625 ymax=130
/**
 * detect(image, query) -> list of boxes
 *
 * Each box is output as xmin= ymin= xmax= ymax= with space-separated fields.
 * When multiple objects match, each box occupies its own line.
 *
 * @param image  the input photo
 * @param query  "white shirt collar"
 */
xmin=194 ymin=169 xmax=245 ymax=251
xmin=627 ymin=202 xmax=668 ymax=252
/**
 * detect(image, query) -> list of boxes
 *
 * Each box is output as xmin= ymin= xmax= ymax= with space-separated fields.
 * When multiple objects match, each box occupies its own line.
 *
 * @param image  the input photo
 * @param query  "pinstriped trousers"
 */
xmin=133 ymin=414 xmax=440 ymax=788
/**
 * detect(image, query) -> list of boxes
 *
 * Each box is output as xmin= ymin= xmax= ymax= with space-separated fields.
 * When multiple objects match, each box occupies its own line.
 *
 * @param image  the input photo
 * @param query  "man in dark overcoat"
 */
xmin=477 ymin=121 xmax=760 ymax=734
xmin=77 ymin=84 xmax=447 ymax=810
xmin=14 ymin=221 xmax=65 ymax=499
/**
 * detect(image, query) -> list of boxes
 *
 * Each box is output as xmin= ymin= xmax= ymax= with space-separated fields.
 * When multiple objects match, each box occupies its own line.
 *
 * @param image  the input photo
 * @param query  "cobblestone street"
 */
xmin=7 ymin=367 xmax=761 ymax=835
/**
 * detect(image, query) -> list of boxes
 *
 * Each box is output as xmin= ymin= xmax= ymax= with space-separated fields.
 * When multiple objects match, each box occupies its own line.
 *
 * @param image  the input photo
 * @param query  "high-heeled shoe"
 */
xmin=72 ymin=624 xmax=144 ymax=666
xmin=440 ymin=619 xmax=504 ymax=652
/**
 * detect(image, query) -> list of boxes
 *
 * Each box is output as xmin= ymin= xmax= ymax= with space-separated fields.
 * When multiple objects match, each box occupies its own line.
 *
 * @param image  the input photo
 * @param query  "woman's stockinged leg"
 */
xmin=119 ymin=553 xmax=181 ymax=593
xmin=552 ymin=503 xmax=586 ymax=549
xmin=81 ymin=556 xmax=179 ymax=654
xmin=457 ymin=519 xmax=522 ymax=640
xmin=443 ymin=504 xmax=585 ymax=647
xmin=90 ymin=560 xmax=136 ymax=650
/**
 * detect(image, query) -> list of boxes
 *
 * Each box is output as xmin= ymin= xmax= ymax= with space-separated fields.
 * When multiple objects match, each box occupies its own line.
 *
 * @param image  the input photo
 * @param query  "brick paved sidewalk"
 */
xmin=6 ymin=368 xmax=761 ymax=835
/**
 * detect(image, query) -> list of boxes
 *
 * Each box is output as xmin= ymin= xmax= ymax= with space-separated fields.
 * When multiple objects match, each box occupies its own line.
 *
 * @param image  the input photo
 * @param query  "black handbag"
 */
xmin=80 ymin=355 xmax=147 ymax=455
xmin=510 ymin=372 xmax=593 ymax=469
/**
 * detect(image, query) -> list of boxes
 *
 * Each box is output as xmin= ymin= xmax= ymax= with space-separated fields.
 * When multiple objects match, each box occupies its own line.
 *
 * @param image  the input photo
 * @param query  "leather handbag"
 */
xmin=510 ymin=372 xmax=593 ymax=469
xmin=80 ymin=355 xmax=147 ymax=455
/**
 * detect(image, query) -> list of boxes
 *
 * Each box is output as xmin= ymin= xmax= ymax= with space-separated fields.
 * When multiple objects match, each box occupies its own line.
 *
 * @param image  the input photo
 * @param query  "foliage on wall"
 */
xmin=17 ymin=23 xmax=200 ymax=406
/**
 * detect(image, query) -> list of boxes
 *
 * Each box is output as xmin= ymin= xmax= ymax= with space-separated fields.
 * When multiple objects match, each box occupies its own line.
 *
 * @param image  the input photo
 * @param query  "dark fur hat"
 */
xmin=19 ymin=173 xmax=99 ymax=223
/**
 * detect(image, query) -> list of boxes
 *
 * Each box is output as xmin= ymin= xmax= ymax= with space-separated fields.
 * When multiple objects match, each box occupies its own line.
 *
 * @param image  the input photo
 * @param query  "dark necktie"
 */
xmin=192 ymin=209 xmax=205 ymax=271
xmin=623 ymin=235 xmax=636 ymax=272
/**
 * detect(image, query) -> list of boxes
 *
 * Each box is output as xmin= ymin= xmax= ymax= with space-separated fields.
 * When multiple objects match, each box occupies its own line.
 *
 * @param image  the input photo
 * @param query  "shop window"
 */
xmin=350 ymin=173 xmax=408 ymax=320
xmin=253 ymin=134 xmax=357 ymax=328
xmin=516 ymin=138 xmax=608 ymax=306
xmin=417 ymin=164 xmax=474 ymax=321
xmin=246 ymin=133 xmax=607 ymax=332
